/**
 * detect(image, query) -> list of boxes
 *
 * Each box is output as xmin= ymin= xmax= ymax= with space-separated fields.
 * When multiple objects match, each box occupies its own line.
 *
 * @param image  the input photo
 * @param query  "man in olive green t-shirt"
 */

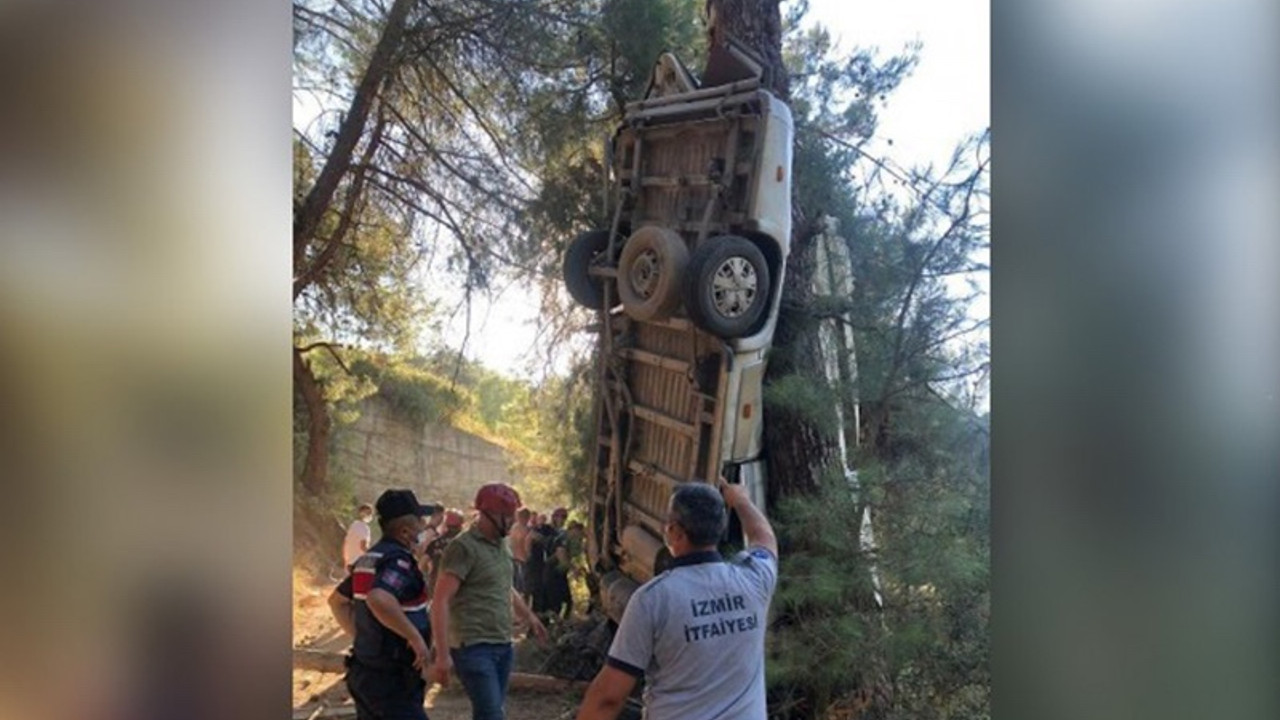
xmin=431 ymin=483 xmax=547 ymax=720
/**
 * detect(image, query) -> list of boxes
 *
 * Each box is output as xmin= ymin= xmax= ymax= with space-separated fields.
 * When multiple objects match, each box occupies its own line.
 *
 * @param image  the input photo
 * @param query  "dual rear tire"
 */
xmin=562 ymin=230 xmax=618 ymax=310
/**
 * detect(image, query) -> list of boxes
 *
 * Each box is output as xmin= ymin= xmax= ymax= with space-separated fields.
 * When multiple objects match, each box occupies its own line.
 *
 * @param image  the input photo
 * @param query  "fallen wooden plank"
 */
xmin=292 ymin=706 xmax=355 ymax=720
xmin=509 ymin=672 xmax=591 ymax=693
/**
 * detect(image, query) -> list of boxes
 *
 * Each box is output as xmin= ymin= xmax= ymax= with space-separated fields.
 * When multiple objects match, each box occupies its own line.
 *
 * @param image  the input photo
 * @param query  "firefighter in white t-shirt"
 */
xmin=576 ymin=479 xmax=779 ymax=720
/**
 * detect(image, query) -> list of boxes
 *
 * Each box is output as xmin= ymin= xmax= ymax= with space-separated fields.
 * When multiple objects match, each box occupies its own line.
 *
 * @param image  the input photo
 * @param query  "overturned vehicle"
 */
xmin=561 ymin=42 xmax=793 ymax=623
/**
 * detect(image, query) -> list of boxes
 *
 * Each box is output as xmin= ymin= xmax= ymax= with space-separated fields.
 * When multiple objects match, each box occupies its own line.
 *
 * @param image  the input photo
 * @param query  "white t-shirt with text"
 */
xmin=606 ymin=548 xmax=778 ymax=720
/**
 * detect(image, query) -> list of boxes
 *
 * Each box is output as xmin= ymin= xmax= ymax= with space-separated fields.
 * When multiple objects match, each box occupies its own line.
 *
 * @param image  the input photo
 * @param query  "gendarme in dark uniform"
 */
xmin=339 ymin=489 xmax=434 ymax=720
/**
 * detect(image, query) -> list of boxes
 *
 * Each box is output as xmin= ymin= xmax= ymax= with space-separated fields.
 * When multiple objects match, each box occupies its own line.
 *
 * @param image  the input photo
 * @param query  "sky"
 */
xmin=432 ymin=0 xmax=991 ymax=379
xmin=810 ymin=0 xmax=990 ymax=174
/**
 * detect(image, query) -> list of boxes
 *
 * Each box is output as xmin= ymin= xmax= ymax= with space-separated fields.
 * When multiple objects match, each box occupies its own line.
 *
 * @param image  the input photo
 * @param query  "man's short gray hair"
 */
xmin=670 ymin=483 xmax=727 ymax=547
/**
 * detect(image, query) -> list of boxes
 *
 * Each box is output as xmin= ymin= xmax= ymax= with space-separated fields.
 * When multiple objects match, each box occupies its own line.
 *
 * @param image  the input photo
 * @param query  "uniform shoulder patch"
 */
xmin=379 ymin=567 xmax=409 ymax=590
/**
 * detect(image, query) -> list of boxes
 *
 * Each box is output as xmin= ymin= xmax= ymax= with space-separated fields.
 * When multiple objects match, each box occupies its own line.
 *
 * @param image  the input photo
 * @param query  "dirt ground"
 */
xmin=293 ymin=566 xmax=586 ymax=720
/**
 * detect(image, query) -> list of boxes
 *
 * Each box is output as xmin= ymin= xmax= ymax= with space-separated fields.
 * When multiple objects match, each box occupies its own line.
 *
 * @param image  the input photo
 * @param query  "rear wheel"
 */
xmin=563 ymin=230 xmax=619 ymax=310
xmin=617 ymin=226 xmax=689 ymax=321
xmin=684 ymin=235 xmax=771 ymax=338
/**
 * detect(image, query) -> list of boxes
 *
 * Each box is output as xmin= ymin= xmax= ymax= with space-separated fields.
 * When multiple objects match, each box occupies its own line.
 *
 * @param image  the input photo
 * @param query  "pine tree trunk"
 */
xmin=704 ymin=0 xmax=790 ymax=100
xmin=761 ymin=220 xmax=843 ymax=503
xmin=705 ymin=0 xmax=841 ymax=504
xmin=294 ymin=346 xmax=330 ymax=496
xmin=292 ymin=0 xmax=413 ymax=496
xmin=706 ymin=6 xmax=890 ymax=717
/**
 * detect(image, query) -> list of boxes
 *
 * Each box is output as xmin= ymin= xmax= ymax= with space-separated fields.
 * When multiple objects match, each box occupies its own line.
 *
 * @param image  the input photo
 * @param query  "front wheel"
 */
xmin=684 ymin=236 xmax=771 ymax=339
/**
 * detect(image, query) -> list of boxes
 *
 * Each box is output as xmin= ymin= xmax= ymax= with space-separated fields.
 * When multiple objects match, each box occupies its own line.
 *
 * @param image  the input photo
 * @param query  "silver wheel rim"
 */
xmin=629 ymin=248 xmax=661 ymax=299
xmin=710 ymin=256 xmax=757 ymax=318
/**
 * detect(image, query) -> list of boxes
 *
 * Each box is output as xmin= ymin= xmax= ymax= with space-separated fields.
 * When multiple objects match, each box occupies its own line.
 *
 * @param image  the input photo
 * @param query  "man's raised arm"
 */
xmin=718 ymin=477 xmax=778 ymax=557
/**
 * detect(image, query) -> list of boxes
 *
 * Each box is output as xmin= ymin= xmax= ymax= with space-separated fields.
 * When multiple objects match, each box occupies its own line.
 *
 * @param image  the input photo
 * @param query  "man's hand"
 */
xmin=430 ymin=653 xmax=453 ymax=687
xmin=327 ymin=584 xmax=356 ymax=639
xmin=576 ymin=665 xmax=639 ymax=720
xmin=409 ymin=633 xmax=429 ymax=672
xmin=528 ymin=615 xmax=549 ymax=645
xmin=367 ymin=587 xmax=440 ymax=672
xmin=717 ymin=475 xmax=779 ymax=558
xmin=510 ymin=588 xmax=548 ymax=645
xmin=717 ymin=476 xmax=750 ymax=509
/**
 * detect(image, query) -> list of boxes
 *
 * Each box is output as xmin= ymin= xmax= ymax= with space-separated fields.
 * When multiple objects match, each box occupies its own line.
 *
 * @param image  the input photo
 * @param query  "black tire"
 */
xmin=563 ymin=230 xmax=619 ymax=310
xmin=616 ymin=226 xmax=689 ymax=321
xmin=684 ymin=235 xmax=771 ymax=338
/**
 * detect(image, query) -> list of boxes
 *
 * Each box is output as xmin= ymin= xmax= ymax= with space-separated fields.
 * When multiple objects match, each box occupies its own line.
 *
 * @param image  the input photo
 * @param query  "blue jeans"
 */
xmin=450 ymin=643 xmax=513 ymax=720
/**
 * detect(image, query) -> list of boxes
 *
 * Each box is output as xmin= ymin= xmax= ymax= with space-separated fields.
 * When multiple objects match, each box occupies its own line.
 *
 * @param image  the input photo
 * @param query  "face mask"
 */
xmin=415 ymin=530 xmax=429 ymax=547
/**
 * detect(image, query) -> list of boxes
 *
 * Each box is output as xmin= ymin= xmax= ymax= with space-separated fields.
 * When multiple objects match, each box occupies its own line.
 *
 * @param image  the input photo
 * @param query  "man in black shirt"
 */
xmin=542 ymin=508 xmax=573 ymax=620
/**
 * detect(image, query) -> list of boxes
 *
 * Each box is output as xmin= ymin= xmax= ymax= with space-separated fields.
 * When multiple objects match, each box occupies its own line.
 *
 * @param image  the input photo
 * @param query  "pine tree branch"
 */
xmin=381 ymin=103 xmax=527 ymax=214
xmin=398 ymin=59 xmax=538 ymax=198
xmin=294 ymin=107 xmax=385 ymax=300
xmin=296 ymin=341 xmax=355 ymax=376
xmin=293 ymin=3 xmax=357 ymax=46
xmin=903 ymin=317 xmax=989 ymax=363
xmin=294 ymin=0 xmax=414 ymax=260
xmin=362 ymin=171 xmax=549 ymax=280
xmin=879 ymin=166 xmax=984 ymax=405
xmin=880 ymin=362 xmax=990 ymax=403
